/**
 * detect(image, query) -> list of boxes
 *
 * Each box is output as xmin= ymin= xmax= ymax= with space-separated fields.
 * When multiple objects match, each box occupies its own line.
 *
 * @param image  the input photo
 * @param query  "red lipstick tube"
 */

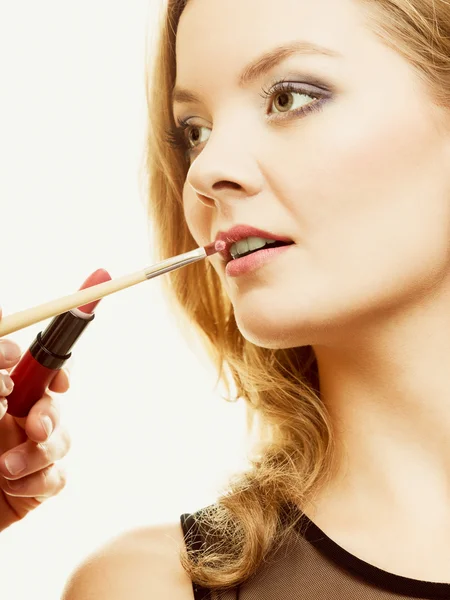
xmin=6 ymin=268 xmax=111 ymax=418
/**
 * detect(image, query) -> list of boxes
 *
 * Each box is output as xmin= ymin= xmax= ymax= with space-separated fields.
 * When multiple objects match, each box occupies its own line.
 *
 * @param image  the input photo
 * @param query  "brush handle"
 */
xmin=0 ymin=269 xmax=147 ymax=337
xmin=0 ymin=246 xmax=208 ymax=337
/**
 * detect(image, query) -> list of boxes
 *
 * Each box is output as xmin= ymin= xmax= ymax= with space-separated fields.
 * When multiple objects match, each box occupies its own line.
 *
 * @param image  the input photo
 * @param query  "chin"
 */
xmin=231 ymin=294 xmax=306 ymax=349
xmin=234 ymin=308 xmax=310 ymax=349
xmin=232 ymin=292 xmax=355 ymax=349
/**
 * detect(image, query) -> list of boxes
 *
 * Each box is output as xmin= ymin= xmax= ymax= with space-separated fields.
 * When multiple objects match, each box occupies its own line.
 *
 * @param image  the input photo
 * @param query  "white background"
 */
xmin=0 ymin=2 xmax=249 ymax=598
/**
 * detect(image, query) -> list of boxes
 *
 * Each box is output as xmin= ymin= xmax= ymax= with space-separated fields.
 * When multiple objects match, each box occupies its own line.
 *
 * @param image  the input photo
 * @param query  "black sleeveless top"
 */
xmin=180 ymin=507 xmax=450 ymax=599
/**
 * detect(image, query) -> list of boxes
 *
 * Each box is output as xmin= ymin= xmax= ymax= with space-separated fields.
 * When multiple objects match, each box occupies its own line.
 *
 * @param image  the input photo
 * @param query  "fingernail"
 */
xmin=0 ymin=343 xmax=21 ymax=362
xmin=40 ymin=414 xmax=53 ymax=437
xmin=2 ymin=375 xmax=14 ymax=394
xmin=4 ymin=452 xmax=26 ymax=475
xmin=7 ymin=479 xmax=24 ymax=490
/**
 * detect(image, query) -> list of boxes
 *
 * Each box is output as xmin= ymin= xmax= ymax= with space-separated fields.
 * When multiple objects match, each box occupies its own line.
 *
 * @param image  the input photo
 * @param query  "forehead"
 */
xmin=175 ymin=0 xmax=370 ymax=81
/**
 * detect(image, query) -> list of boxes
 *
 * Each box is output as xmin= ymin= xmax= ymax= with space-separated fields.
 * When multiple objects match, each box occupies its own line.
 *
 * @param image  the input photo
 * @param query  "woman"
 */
xmin=63 ymin=0 xmax=450 ymax=597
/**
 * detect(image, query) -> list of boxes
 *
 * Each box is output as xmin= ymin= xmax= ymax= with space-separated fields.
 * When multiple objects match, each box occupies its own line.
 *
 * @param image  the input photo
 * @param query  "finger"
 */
xmin=0 ymin=424 xmax=70 ymax=480
xmin=0 ymin=370 xmax=14 ymax=397
xmin=2 ymin=464 xmax=67 ymax=499
xmin=0 ymin=398 xmax=8 ymax=420
xmin=0 ymin=339 xmax=22 ymax=369
xmin=22 ymin=392 xmax=61 ymax=443
xmin=48 ymin=368 xmax=70 ymax=394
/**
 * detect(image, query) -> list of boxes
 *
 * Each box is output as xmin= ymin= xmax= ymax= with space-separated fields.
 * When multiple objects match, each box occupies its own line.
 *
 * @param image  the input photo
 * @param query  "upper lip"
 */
xmin=215 ymin=225 xmax=294 ymax=263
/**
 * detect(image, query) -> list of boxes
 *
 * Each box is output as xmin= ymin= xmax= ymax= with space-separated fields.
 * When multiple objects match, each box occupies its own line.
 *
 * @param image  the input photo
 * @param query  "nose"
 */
xmin=193 ymin=181 xmax=249 ymax=209
xmin=185 ymin=126 xmax=263 ymax=209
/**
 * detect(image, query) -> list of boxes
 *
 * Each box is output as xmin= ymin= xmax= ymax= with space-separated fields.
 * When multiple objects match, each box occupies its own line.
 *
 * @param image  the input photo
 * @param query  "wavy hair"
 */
xmin=142 ymin=0 xmax=450 ymax=591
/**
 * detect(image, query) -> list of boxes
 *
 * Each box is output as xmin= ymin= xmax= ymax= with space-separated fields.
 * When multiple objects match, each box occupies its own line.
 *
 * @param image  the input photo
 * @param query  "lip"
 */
xmin=225 ymin=243 xmax=294 ymax=277
xmin=215 ymin=225 xmax=294 ymax=263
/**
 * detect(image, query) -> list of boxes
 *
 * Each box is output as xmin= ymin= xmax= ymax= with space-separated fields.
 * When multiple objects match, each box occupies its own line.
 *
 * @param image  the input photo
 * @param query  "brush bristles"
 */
xmin=204 ymin=240 xmax=225 ymax=256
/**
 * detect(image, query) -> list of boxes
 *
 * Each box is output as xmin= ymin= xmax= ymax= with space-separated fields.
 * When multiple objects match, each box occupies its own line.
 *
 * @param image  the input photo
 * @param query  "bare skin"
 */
xmin=62 ymin=522 xmax=195 ymax=599
xmin=0 ymin=309 xmax=71 ymax=531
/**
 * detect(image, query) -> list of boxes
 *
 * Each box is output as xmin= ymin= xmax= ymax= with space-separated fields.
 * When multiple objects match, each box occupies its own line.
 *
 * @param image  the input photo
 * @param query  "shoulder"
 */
xmin=61 ymin=520 xmax=195 ymax=600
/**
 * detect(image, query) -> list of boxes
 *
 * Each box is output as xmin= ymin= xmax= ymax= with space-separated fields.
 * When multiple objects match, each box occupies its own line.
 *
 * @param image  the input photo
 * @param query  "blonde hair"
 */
xmin=143 ymin=0 xmax=450 ymax=591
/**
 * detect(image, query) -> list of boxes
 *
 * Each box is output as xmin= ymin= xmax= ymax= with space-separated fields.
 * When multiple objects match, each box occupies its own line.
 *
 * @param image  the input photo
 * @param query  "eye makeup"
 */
xmin=166 ymin=76 xmax=332 ymax=161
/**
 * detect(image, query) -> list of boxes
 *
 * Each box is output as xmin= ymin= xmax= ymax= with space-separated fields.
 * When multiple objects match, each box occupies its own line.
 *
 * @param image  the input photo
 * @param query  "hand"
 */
xmin=0 ymin=331 xmax=71 ymax=532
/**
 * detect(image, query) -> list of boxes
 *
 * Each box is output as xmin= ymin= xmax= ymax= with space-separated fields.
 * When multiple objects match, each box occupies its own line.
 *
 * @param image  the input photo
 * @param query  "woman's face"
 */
xmin=173 ymin=0 xmax=450 ymax=349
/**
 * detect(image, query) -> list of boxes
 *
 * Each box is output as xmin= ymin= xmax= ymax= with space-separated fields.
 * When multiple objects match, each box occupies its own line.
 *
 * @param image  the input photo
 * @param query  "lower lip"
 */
xmin=225 ymin=244 xmax=294 ymax=277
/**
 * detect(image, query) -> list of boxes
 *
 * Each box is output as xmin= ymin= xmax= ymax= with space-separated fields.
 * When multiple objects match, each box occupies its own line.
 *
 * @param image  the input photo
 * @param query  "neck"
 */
xmin=311 ymin=289 xmax=450 ymax=529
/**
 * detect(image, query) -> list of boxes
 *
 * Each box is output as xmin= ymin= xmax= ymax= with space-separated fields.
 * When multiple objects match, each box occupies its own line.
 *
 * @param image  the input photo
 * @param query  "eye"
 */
xmin=164 ymin=116 xmax=211 ymax=160
xmin=271 ymin=89 xmax=314 ymax=113
xmin=184 ymin=122 xmax=211 ymax=148
xmin=259 ymin=80 xmax=324 ymax=117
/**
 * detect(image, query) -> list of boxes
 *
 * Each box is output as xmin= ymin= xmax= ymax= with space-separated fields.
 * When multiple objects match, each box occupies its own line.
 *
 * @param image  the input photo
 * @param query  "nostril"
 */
xmin=212 ymin=181 xmax=242 ymax=191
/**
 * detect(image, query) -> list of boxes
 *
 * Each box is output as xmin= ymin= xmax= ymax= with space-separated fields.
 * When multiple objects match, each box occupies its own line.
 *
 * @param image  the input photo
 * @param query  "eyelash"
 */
xmin=165 ymin=79 xmax=326 ymax=161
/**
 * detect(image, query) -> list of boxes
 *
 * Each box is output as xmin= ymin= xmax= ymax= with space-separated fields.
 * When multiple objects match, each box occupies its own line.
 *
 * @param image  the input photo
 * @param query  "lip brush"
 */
xmin=0 ymin=240 xmax=225 ymax=338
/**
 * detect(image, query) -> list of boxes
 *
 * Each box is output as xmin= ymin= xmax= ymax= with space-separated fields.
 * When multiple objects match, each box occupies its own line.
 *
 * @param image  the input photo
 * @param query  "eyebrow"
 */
xmin=172 ymin=40 xmax=341 ymax=107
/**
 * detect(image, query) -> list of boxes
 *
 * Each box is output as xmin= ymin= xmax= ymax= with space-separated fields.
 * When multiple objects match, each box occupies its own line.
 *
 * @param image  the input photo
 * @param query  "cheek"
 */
xmin=274 ymin=90 xmax=450 ymax=279
xmin=182 ymin=184 xmax=211 ymax=246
